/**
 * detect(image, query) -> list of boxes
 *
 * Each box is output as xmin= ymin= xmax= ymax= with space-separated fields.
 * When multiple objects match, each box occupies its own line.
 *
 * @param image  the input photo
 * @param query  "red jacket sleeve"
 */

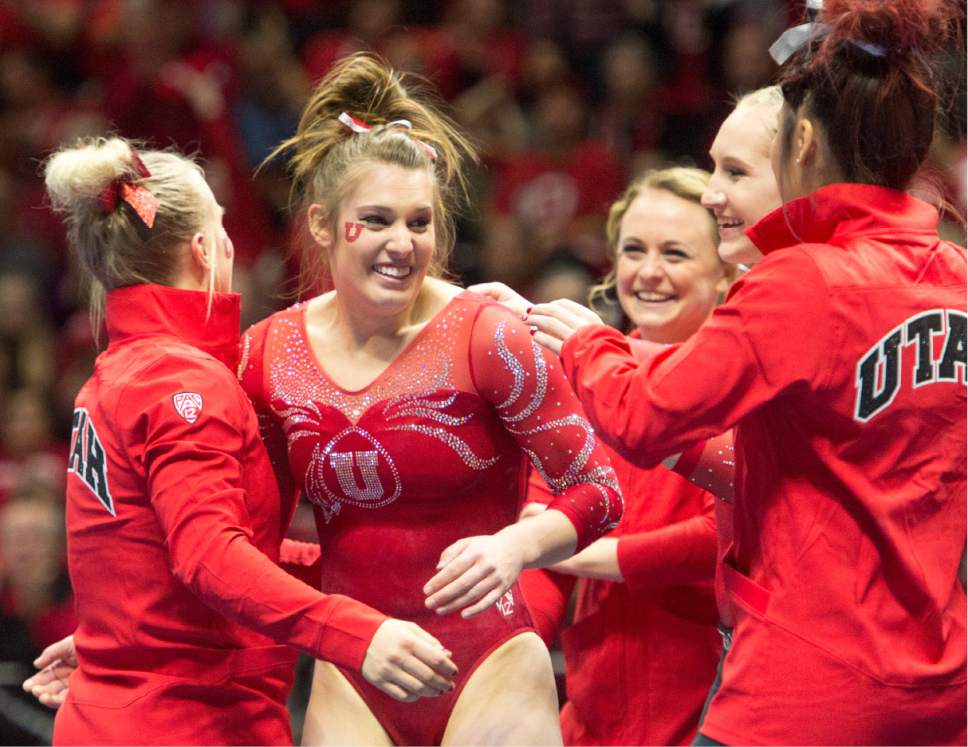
xmin=118 ymin=355 xmax=385 ymax=672
xmin=616 ymin=491 xmax=717 ymax=591
xmin=560 ymin=250 xmax=834 ymax=466
xmin=519 ymin=468 xmax=574 ymax=644
xmin=469 ymin=302 xmax=623 ymax=550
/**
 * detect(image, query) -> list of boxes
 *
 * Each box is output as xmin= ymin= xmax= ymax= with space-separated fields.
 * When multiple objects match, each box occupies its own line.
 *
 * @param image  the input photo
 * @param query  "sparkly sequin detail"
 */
xmin=236 ymin=333 xmax=251 ymax=381
xmin=267 ymin=302 xmax=495 ymax=517
xmin=305 ymin=425 xmax=403 ymax=522
xmin=384 ymin=386 xmax=499 ymax=470
xmin=494 ymin=321 xmax=622 ymax=531
xmin=494 ymin=320 xmax=548 ymax=423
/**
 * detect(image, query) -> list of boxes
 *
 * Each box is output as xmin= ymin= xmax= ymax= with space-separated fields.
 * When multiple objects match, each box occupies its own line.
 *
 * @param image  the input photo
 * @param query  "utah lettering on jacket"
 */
xmin=855 ymin=309 xmax=967 ymax=422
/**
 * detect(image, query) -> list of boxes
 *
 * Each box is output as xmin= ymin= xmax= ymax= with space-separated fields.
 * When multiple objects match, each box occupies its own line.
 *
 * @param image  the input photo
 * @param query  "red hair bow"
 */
xmin=97 ymin=149 xmax=160 ymax=229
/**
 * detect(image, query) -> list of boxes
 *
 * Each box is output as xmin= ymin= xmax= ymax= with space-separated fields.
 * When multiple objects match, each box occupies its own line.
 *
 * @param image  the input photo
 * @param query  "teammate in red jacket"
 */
xmin=38 ymin=137 xmax=456 ymax=745
xmin=518 ymin=167 xmax=734 ymax=746
xmin=523 ymin=2 xmax=967 ymax=744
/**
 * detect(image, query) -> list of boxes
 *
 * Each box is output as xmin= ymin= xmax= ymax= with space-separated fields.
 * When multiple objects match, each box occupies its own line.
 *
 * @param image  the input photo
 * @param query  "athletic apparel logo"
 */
xmin=496 ymin=589 xmax=515 ymax=617
xmin=854 ymin=309 xmax=966 ymax=422
xmin=68 ymin=408 xmax=115 ymax=516
xmin=173 ymin=392 xmax=203 ymax=424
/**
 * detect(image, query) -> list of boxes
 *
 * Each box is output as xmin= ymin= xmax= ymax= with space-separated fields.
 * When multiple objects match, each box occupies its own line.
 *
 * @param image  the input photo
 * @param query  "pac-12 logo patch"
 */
xmin=172 ymin=392 xmax=203 ymax=424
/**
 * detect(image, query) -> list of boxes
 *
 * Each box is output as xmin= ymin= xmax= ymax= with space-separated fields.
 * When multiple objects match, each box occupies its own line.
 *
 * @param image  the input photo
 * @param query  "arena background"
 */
xmin=0 ymin=1 xmax=964 ymax=743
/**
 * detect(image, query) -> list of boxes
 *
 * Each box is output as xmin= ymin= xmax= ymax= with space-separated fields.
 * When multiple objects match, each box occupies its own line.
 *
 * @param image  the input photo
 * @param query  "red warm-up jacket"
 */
xmin=520 ymin=335 xmax=721 ymax=746
xmin=55 ymin=284 xmax=386 ymax=746
xmin=560 ymin=184 xmax=967 ymax=746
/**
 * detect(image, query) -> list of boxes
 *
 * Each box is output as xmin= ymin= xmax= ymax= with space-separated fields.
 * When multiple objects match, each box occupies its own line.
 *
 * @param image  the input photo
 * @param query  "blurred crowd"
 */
xmin=0 ymin=1 xmax=963 ymax=743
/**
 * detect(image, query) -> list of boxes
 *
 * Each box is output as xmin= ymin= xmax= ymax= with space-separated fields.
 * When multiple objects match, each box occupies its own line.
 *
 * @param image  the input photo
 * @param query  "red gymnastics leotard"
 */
xmin=240 ymin=290 xmax=623 ymax=746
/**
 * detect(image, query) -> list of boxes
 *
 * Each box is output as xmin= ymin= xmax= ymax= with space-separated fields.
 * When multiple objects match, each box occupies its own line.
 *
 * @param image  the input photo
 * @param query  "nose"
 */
xmin=384 ymin=223 xmax=414 ymax=256
xmin=701 ymin=182 xmax=725 ymax=210
xmin=636 ymin=252 xmax=664 ymax=284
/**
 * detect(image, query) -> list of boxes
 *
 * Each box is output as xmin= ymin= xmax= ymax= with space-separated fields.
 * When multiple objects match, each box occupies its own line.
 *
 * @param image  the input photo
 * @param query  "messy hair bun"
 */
xmin=269 ymin=52 xmax=478 ymax=289
xmin=776 ymin=0 xmax=963 ymax=190
xmin=45 ymin=137 xmax=208 ymax=325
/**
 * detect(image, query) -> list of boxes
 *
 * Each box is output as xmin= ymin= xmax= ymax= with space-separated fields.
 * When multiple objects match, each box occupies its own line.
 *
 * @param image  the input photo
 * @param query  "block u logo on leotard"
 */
xmin=329 ymin=451 xmax=383 ymax=502
xmin=306 ymin=426 xmax=403 ymax=521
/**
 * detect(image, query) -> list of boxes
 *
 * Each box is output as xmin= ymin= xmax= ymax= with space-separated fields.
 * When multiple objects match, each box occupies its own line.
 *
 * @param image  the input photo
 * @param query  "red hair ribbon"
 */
xmin=97 ymin=148 xmax=160 ymax=229
xmin=337 ymin=112 xmax=438 ymax=161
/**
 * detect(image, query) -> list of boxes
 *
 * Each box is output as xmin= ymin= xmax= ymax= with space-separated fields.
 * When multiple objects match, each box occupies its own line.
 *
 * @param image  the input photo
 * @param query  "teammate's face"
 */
xmin=701 ymin=102 xmax=782 ymax=266
xmin=615 ymin=189 xmax=729 ymax=344
xmin=327 ymin=163 xmax=436 ymax=319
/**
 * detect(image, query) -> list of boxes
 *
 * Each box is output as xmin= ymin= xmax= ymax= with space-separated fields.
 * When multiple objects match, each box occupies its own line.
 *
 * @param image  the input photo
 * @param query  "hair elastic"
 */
xmin=337 ymin=112 xmax=438 ymax=161
xmin=97 ymin=148 xmax=159 ymax=229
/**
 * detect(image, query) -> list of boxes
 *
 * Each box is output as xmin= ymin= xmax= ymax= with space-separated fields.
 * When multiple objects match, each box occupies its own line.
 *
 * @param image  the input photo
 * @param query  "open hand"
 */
xmin=424 ymin=532 xmax=525 ymax=619
xmin=22 ymin=635 xmax=76 ymax=709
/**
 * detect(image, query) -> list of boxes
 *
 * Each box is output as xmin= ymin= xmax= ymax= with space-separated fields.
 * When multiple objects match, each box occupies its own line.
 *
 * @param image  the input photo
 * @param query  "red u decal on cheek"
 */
xmin=344 ymin=221 xmax=364 ymax=242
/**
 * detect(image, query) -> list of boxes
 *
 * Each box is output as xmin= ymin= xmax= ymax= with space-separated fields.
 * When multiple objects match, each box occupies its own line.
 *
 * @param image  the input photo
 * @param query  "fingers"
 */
xmin=466 ymin=283 xmax=532 ymax=316
xmin=435 ymin=537 xmax=471 ymax=571
xmin=426 ymin=561 xmax=492 ymax=611
xmin=459 ymin=584 xmax=509 ymax=619
xmin=410 ymin=638 xmax=459 ymax=679
xmin=554 ymin=298 xmax=603 ymax=324
xmin=407 ymin=623 xmax=450 ymax=655
xmin=424 ymin=541 xmax=476 ymax=595
xmin=34 ymin=638 xmax=70 ymax=669
xmin=532 ymin=330 xmax=563 ymax=355
xmin=432 ymin=571 xmax=500 ymax=616
xmin=399 ymin=647 xmax=455 ymax=693
xmin=375 ymin=680 xmax=418 ymax=703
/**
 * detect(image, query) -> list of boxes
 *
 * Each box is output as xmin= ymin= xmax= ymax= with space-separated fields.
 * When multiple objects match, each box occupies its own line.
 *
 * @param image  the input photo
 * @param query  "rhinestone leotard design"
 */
xmin=240 ymin=291 xmax=622 ymax=745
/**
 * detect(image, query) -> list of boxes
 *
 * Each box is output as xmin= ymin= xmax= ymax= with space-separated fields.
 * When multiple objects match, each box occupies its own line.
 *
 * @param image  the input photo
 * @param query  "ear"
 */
xmin=794 ymin=116 xmax=818 ymax=167
xmin=189 ymin=232 xmax=212 ymax=276
xmin=307 ymin=204 xmax=332 ymax=249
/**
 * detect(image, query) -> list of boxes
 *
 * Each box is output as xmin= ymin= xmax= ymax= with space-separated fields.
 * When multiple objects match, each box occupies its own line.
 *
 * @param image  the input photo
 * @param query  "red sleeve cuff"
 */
xmin=616 ymin=515 xmax=717 ymax=591
xmin=315 ymin=595 xmax=388 ymax=671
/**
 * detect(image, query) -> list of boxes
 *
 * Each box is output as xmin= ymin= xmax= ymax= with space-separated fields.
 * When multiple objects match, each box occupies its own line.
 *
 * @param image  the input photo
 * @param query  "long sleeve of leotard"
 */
xmin=559 ymin=250 xmax=833 ymax=467
xmin=669 ymin=431 xmax=736 ymax=503
xmin=116 ymin=355 xmax=386 ymax=672
xmin=469 ymin=302 xmax=623 ymax=550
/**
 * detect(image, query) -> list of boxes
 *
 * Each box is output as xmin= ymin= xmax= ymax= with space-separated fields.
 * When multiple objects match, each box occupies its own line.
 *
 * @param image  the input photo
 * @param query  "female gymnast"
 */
xmin=509 ymin=1 xmax=967 ymax=743
xmin=238 ymin=53 xmax=622 ymax=746
xmin=39 ymin=137 xmax=458 ymax=745
xmin=518 ymin=166 xmax=733 ymax=746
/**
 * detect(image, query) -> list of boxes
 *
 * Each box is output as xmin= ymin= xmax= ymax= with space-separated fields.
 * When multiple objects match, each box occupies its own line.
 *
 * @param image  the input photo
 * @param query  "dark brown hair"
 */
xmin=776 ymin=0 xmax=963 ymax=190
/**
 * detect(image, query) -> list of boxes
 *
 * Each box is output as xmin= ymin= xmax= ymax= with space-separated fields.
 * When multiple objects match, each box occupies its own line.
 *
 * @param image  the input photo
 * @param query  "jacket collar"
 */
xmin=746 ymin=183 xmax=940 ymax=256
xmin=105 ymin=284 xmax=241 ymax=370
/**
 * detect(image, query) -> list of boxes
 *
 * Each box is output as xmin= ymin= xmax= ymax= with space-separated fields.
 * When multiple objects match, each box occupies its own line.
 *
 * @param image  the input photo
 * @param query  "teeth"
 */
xmin=635 ymin=293 xmax=673 ymax=302
xmin=718 ymin=218 xmax=743 ymax=229
xmin=373 ymin=265 xmax=411 ymax=278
